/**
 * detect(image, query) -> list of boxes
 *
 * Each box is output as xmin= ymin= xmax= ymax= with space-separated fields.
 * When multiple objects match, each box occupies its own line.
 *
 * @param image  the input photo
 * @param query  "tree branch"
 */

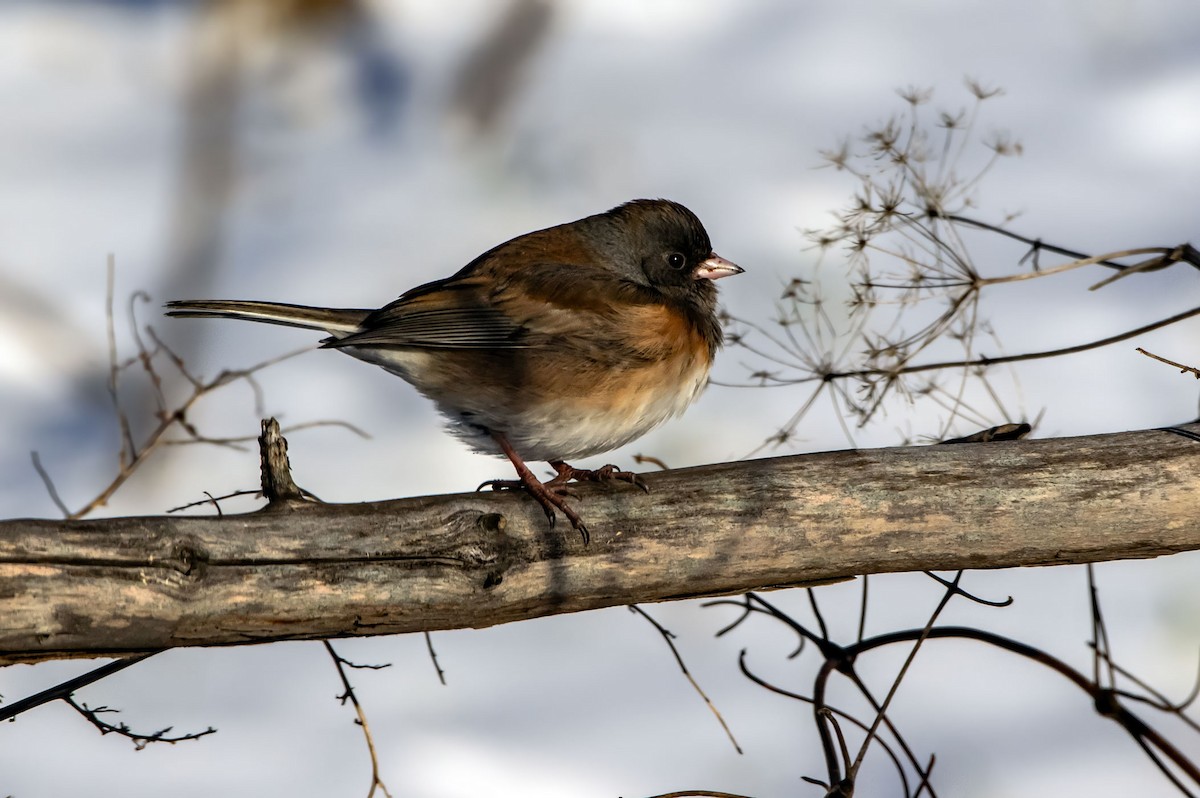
xmin=1 ymin=424 xmax=1198 ymax=664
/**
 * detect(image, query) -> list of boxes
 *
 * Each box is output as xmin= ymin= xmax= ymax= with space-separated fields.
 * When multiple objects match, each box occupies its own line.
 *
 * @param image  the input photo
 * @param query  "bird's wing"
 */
xmin=323 ymin=276 xmax=526 ymax=350
xmin=324 ymin=252 xmax=652 ymax=351
xmin=487 ymin=262 xmax=657 ymax=338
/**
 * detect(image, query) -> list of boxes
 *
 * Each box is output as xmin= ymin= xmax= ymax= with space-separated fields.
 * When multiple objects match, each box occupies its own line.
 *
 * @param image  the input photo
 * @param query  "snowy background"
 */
xmin=1 ymin=1 xmax=1199 ymax=796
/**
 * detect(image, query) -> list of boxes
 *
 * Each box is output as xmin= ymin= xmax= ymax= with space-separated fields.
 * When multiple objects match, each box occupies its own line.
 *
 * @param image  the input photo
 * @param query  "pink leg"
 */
xmin=483 ymin=432 xmax=590 ymax=544
xmin=546 ymin=461 xmax=649 ymax=492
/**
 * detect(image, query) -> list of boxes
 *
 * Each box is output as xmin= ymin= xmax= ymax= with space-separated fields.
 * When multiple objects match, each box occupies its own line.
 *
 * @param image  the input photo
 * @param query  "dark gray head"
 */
xmin=589 ymin=199 xmax=742 ymax=302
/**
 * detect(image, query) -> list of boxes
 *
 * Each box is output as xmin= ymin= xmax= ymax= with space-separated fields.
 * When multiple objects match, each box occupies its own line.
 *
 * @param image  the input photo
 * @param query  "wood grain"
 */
xmin=1 ymin=424 xmax=1197 ymax=664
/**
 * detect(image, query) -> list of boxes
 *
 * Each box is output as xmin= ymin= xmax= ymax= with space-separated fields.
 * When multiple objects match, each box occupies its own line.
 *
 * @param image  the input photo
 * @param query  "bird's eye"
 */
xmin=666 ymin=252 xmax=687 ymax=270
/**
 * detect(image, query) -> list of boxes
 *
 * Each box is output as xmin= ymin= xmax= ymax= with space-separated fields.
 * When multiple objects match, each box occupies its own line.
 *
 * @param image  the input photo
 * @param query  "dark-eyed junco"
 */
xmin=167 ymin=199 xmax=742 ymax=542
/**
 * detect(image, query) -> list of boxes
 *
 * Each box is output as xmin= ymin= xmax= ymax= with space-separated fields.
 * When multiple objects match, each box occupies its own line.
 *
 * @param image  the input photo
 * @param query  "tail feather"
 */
xmin=165 ymin=300 xmax=369 ymax=336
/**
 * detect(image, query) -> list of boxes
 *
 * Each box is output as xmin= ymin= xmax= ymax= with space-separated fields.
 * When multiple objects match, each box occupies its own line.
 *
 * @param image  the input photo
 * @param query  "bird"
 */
xmin=167 ymin=198 xmax=742 ymax=542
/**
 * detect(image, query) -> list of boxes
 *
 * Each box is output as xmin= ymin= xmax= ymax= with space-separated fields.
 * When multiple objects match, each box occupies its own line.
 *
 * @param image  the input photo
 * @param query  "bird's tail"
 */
xmin=165 ymin=300 xmax=369 ymax=336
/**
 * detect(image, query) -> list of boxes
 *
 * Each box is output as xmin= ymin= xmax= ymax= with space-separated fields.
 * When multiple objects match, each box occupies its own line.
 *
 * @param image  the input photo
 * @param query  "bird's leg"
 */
xmin=547 ymin=461 xmax=649 ymax=493
xmin=480 ymin=432 xmax=590 ymax=544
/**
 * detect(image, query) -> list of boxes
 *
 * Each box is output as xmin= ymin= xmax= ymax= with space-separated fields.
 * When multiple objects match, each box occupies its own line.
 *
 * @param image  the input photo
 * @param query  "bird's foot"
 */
xmin=523 ymin=475 xmax=589 ymax=544
xmin=548 ymin=461 xmax=650 ymax=493
xmin=478 ymin=477 xmax=579 ymax=499
xmin=478 ymin=475 xmax=587 ymax=542
xmin=482 ymin=437 xmax=590 ymax=544
xmin=477 ymin=478 xmax=522 ymax=493
xmin=483 ymin=437 xmax=650 ymax=544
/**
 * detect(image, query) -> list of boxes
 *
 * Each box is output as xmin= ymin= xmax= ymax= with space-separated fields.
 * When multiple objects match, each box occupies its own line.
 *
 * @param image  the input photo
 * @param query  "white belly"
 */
xmin=348 ymin=345 xmax=713 ymax=463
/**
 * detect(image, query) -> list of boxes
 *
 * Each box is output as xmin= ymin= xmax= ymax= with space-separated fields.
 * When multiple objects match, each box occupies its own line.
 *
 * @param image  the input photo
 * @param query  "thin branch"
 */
xmin=938 ymin=213 xmax=1136 ymax=271
xmin=62 ymin=695 xmax=216 ymax=750
xmin=736 ymin=650 xmax=919 ymax=796
xmin=162 ymin=419 xmax=374 ymax=446
xmin=845 ymin=572 xmax=965 ymax=782
xmin=423 ymin=632 xmax=446 ymax=686
xmin=323 ymin=641 xmax=393 ymax=798
xmin=816 ymin=306 xmax=1200 ymax=384
xmin=167 ymin=489 xmax=259 ymax=514
xmin=808 ymin=588 xmax=830 ymax=641
xmin=975 ymin=247 xmax=1170 ymax=287
xmin=1089 ymin=243 xmax=1200 ymax=290
xmin=0 ymin=653 xmax=158 ymax=723
xmin=105 ymin=255 xmax=137 ymax=466
xmin=1099 ymin=649 xmax=1200 ymax=735
xmin=29 ymin=451 xmax=70 ymax=518
xmin=921 ymin=571 xmax=1013 ymax=607
xmin=1137 ymin=348 xmax=1200 ymax=379
xmin=857 ymin=575 xmax=869 ymax=645
xmin=129 ymin=291 xmax=170 ymax=420
xmin=724 ymin=594 xmax=937 ymax=796
xmin=630 ymin=605 xmax=742 ymax=754
xmin=632 ymin=454 xmax=671 ymax=471
xmin=847 ymin=626 xmax=1200 ymax=790
xmin=53 ymin=344 xmax=312 ymax=520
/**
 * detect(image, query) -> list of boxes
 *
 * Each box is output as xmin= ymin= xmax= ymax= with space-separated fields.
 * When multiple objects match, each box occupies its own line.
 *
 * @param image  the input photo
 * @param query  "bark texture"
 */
xmin=1 ymin=424 xmax=1197 ymax=664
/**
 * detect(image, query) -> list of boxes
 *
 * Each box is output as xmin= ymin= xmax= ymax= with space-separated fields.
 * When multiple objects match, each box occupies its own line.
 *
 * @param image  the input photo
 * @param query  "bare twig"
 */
xmin=40 ymin=342 xmax=311 ymax=520
xmin=713 ymin=593 xmax=937 ymax=796
xmin=632 ymin=454 xmax=671 ymax=471
xmin=0 ymin=650 xmax=212 ymax=749
xmin=920 ymin=571 xmax=1013 ymax=607
xmin=781 ymin=306 xmax=1200 ymax=387
xmin=0 ymin=654 xmax=157 ymax=723
xmin=29 ymin=450 xmax=70 ymax=518
xmin=629 ymin=605 xmax=742 ymax=754
xmin=842 ymin=572 xmax=965 ymax=785
xmin=162 ymin=419 xmax=373 ymax=447
xmin=724 ymin=595 xmax=1200 ymax=796
xmin=1089 ymin=243 xmax=1200 ymax=291
xmin=737 ymin=650 xmax=919 ymax=795
xmin=63 ymin=695 xmax=216 ymax=750
xmin=738 ymin=85 xmax=1198 ymax=446
xmin=323 ymin=641 xmax=393 ymax=798
xmin=166 ymin=489 xmax=260 ymax=514
xmin=1137 ymin=348 xmax=1200 ymax=379
xmin=939 ymin=213 xmax=1133 ymax=271
xmin=423 ymin=632 xmax=446 ymax=686
xmin=106 ymin=256 xmax=137 ymax=466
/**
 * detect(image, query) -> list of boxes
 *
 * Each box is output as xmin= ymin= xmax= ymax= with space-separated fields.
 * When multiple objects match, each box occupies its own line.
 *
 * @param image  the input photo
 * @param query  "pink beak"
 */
xmin=693 ymin=253 xmax=744 ymax=281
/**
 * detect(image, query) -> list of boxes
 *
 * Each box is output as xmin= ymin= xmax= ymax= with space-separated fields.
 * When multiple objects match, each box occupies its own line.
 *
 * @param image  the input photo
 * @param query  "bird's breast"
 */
xmin=496 ymin=304 xmax=716 ymax=460
xmin=338 ymin=301 xmax=717 ymax=462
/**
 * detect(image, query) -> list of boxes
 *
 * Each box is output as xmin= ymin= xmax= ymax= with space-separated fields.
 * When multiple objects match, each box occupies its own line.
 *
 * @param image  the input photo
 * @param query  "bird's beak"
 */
xmin=693 ymin=253 xmax=744 ymax=281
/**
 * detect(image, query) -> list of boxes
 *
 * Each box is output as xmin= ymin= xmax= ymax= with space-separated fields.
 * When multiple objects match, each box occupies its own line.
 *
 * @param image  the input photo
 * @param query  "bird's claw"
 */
xmin=477 ymin=478 xmax=523 ymax=493
xmin=482 ymin=453 xmax=648 ymax=546
xmin=550 ymin=462 xmax=650 ymax=493
xmin=526 ymin=480 xmax=589 ymax=544
xmin=481 ymin=472 xmax=589 ymax=543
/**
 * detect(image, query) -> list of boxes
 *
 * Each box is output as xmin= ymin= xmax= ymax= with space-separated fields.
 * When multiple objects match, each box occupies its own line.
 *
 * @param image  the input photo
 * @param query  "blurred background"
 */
xmin=1 ymin=0 xmax=1198 ymax=795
